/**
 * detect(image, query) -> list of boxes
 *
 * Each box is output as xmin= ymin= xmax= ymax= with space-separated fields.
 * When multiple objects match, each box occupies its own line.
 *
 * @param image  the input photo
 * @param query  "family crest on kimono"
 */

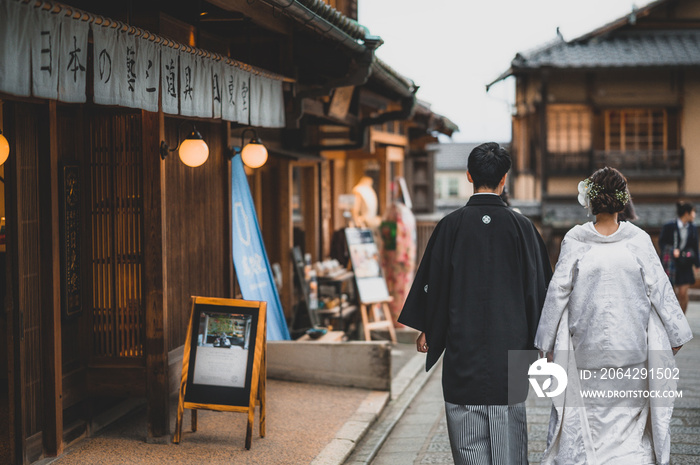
xmin=535 ymin=167 xmax=693 ymax=465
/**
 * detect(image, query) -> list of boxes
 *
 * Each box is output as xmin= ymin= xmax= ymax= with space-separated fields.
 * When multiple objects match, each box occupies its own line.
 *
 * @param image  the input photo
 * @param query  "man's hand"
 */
xmin=416 ymin=332 xmax=428 ymax=353
xmin=674 ymin=248 xmax=680 ymax=259
xmin=672 ymin=345 xmax=682 ymax=355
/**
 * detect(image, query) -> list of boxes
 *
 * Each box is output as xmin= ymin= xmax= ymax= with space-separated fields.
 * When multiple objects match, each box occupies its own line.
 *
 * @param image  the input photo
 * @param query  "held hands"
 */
xmin=416 ymin=332 xmax=428 ymax=353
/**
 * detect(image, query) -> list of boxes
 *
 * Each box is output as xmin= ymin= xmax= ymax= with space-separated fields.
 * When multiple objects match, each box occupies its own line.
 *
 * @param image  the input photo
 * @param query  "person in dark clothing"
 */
xmin=659 ymin=201 xmax=700 ymax=313
xmin=399 ymin=142 xmax=552 ymax=465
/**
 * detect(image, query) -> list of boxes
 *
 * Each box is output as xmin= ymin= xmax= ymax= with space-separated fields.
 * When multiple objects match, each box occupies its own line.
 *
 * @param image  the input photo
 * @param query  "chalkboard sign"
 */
xmin=174 ymin=297 xmax=267 ymax=449
xmin=345 ymin=228 xmax=390 ymax=303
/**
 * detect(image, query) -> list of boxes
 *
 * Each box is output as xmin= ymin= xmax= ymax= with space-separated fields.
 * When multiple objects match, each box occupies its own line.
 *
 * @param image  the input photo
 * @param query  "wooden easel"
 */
xmin=174 ymin=297 xmax=267 ymax=450
xmin=359 ymin=298 xmax=397 ymax=343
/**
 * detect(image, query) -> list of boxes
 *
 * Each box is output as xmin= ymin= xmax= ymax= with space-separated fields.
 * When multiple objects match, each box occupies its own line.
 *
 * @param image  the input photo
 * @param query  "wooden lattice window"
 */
xmin=604 ymin=109 xmax=667 ymax=152
xmin=89 ymin=112 xmax=144 ymax=359
xmin=546 ymin=105 xmax=592 ymax=153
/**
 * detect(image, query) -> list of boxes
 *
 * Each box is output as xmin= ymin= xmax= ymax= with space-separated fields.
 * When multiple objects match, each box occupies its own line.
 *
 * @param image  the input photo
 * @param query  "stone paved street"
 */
xmin=367 ymin=302 xmax=700 ymax=464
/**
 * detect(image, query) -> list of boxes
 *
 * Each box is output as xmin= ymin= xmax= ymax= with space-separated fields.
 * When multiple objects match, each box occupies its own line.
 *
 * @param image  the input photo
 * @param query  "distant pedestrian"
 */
xmin=399 ymin=142 xmax=552 ymax=465
xmin=659 ymin=201 xmax=700 ymax=313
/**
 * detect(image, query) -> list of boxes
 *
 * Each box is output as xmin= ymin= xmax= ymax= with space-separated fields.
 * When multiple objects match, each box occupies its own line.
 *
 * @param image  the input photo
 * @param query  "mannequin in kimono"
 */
xmin=399 ymin=143 xmax=552 ymax=465
xmin=535 ymin=167 xmax=693 ymax=465
xmin=380 ymin=179 xmax=416 ymax=325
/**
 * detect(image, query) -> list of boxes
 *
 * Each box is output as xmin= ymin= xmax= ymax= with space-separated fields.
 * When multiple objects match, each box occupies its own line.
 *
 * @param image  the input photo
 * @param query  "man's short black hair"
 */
xmin=677 ymin=201 xmax=695 ymax=218
xmin=467 ymin=142 xmax=511 ymax=190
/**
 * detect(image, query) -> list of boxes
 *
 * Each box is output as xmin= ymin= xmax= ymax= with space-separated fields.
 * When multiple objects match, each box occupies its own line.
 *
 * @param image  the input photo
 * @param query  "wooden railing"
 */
xmin=593 ymin=149 xmax=683 ymax=178
xmin=546 ymin=149 xmax=684 ymax=178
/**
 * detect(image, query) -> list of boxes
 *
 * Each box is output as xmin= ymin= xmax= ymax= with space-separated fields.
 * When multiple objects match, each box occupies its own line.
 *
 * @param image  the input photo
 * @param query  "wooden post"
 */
xmin=142 ymin=109 xmax=169 ymax=439
xmin=174 ymin=298 xmax=196 ymax=444
xmin=2 ymin=100 xmax=24 ymax=465
xmin=278 ymin=159 xmax=294 ymax=320
xmin=301 ymin=164 xmax=320 ymax=262
xmin=39 ymin=101 xmax=63 ymax=456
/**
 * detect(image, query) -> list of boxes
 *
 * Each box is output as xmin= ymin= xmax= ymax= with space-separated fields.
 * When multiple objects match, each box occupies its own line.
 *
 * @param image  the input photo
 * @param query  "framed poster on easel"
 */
xmin=344 ymin=228 xmax=396 ymax=342
xmin=174 ymin=296 xmax=267 ymax=449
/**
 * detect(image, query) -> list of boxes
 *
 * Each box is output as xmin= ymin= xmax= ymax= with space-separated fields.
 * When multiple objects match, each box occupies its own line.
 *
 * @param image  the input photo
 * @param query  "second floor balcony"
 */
xmin=546 ymin=149 xmax=684 ymax=179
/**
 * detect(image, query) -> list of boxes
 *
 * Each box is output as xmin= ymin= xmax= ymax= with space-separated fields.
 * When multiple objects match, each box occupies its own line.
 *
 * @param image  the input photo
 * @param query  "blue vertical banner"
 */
xmin=231 ymin=154 xmax=290 ymax=340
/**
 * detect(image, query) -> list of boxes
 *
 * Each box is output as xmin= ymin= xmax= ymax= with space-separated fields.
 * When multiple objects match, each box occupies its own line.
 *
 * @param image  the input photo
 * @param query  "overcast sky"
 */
xmin=359 ymin=0 xmax=647 ymax=143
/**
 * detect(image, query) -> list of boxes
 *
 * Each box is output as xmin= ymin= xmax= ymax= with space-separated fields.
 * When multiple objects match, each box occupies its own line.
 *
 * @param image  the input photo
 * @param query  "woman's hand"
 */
xmin=674 ymin=248 xmax=680 ymax=258
xmin=416 ymin=332 xmax=428 ymax=353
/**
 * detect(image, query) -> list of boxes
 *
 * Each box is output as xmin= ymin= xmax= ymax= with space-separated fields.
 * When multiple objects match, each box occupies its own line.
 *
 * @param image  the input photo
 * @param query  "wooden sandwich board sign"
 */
xmin=174 ymin=296 xmax=267 ymax=450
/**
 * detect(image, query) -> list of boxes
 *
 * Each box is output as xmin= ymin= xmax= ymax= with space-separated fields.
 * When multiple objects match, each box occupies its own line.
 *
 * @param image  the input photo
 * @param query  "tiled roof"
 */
xmin=485 ymin=0 xmax=699 ymax=89
xmin=513 ymin=30 xmax=700 ymax=69
xmin=294 ymin=0 xmax=367 ymax=40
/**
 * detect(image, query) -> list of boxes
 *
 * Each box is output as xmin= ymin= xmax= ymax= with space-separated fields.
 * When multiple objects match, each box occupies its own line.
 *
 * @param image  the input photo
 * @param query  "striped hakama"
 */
xmin=445 ymin=402 xmax=528 ymax=465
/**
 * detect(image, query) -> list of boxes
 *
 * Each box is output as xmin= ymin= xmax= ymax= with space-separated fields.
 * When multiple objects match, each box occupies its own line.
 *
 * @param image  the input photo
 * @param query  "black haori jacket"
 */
xmin=399 ymin=195 xmax=552 ymax=405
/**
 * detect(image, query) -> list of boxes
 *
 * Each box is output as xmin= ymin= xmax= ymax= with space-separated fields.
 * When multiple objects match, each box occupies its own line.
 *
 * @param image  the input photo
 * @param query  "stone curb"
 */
xmin=311 ymin=350 xmax=432 ymax=465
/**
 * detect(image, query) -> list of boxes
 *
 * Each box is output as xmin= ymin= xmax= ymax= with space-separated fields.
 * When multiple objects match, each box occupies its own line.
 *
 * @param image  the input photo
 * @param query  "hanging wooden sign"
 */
xmin=174 ymin=296 xmax=267 ymax=449
xmin=59 ymin=162 xmax=82 ymax=319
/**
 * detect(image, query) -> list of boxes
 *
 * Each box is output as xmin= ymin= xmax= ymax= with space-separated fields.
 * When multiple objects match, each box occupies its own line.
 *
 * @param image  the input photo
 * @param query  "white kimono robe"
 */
xmin=534 ymin=221 xmax=693 ymax=465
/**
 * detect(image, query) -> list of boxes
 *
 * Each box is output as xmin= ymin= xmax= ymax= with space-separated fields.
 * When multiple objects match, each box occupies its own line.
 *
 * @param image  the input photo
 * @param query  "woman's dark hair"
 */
xmin=588 ymin=167 xmax=629 ymax=215
xmin=677 ymin=201 xmax=695 ymax=218
xmin=467 ymin=142 xmax=511 ymax=190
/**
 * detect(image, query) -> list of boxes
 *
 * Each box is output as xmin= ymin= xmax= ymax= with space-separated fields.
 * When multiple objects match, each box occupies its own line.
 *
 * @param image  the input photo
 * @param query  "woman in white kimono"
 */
xmin=534 ymin=167 xmax=693 ymax=465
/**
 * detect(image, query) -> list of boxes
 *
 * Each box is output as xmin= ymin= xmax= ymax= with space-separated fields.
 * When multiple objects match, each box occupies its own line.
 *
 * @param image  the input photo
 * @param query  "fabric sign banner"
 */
xmin=161 ymin=47 xmax=179 ymax=115
xmin=251 ymin=76 xmax=285 ymax=128
xmin=91 ymin=24 xmax=122 ymax=106
xmin=119 ymin=31 xmax=138 ymax=108
xmin=230 ymin=154 xmax=290 ymax=341
xmin=179 ymin=51 xmax=197 ymax=116
xmin=0 ymin=0 xmax=32 ymax=97
xmin=249 ymin=74 xmax=264 ymax=127
xmin=211 ymin=59 xmax=223 ymax=119
xmin=58 ymin=14 xmax=88 ymax=103
xmin=195 ymin=55 xmax=213 ymax=118
xmin=31 ymin=6 xmax=61 ymax=99
xmin=270 ymin=78 xmax=286 ymax=128
xmin=236 ymin=71 xmax=251 ymax=124
xmin=135 ymin=37 xmax=159 ymax=112
xmin=221 ymin=64 xmax=240 ymax=122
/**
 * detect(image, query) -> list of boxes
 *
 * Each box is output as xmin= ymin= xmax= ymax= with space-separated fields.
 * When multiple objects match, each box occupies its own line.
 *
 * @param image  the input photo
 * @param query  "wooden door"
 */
xmin=86 ymin=110 xmax=146 ymax=396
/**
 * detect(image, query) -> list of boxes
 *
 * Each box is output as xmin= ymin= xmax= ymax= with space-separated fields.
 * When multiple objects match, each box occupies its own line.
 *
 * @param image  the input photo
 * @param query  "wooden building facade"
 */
xmin=0 ymin=0 xmax=453 ymax=464
xmin=489 ymin=0 xmax=700 ymax=255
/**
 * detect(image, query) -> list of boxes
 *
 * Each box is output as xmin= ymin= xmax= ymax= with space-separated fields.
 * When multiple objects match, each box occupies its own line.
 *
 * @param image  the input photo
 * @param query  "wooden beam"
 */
xmin=39 ymin=101 xmax=63 ymax=456
xmin=142 ymin=109 xmax=169 ymax=440
xmin=206 ymin=0 xmax=292 ymax=35
xmin=277 ymin=160 xmax=294 ymax=320
xmin=369 ymin=129 xmax=408 ymax=149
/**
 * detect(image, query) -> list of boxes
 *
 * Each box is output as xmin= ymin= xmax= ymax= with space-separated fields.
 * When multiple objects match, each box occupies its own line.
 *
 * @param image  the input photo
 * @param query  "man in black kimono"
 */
xmin=399 ymin=142 xmax=552 ymax=465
